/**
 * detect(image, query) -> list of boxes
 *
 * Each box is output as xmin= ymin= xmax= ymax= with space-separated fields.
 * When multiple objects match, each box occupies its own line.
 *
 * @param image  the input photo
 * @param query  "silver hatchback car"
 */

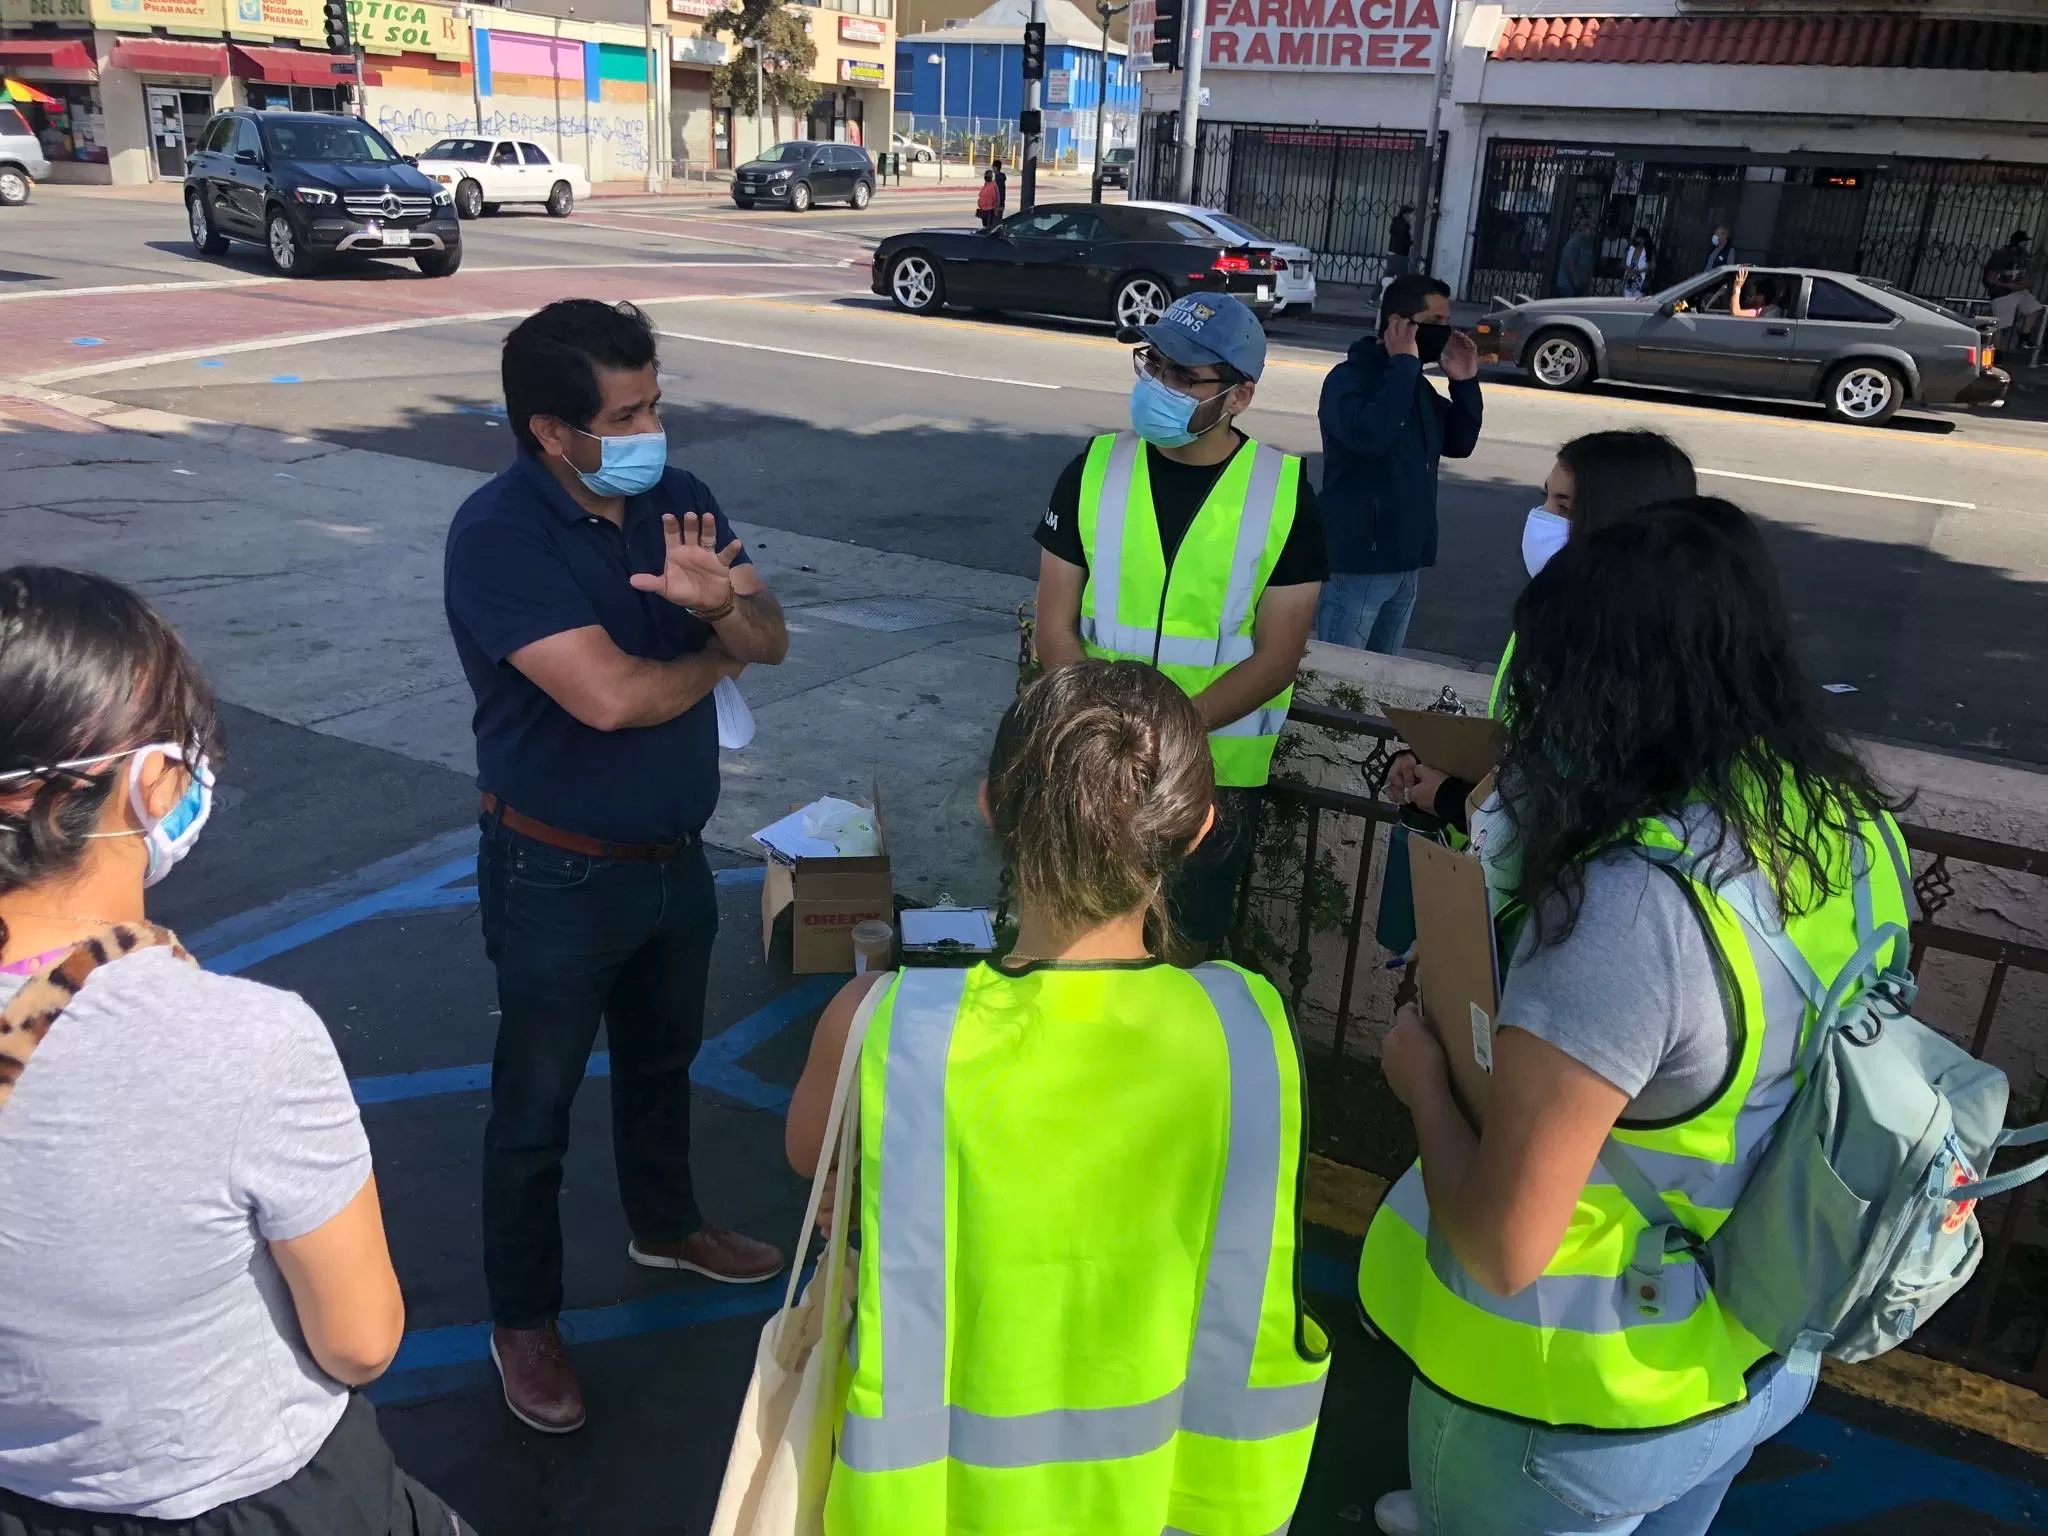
xmin=1475 ymin=265 xmax=2008 ymax=426
xmin=0 ymin=101 xmax=53 ymax=207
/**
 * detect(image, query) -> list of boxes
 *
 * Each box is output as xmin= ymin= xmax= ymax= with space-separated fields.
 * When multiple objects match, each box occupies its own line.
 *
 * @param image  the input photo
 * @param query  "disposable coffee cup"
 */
xmin=851 ymin=920 xmax=894 ymax=975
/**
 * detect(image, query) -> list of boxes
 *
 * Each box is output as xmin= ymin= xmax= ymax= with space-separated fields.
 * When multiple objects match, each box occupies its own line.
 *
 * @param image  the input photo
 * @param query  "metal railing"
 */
xmin=1250 ymin=698 xmax=2048 ymax=1394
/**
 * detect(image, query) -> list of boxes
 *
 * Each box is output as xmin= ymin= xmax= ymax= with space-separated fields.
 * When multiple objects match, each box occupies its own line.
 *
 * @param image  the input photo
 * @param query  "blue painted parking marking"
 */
xmin=70 ymin=336 xmax=102 ymax=346
xmin=195 ymin=358 xmax=224 ymax=368
xmin=270 ymin=373 xmax=301 ymax=383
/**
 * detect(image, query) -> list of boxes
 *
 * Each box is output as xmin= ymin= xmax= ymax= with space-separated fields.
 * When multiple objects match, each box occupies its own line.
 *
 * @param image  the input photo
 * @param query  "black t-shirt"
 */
xmin=1035 ymin=435 xmax=1329 ymax=588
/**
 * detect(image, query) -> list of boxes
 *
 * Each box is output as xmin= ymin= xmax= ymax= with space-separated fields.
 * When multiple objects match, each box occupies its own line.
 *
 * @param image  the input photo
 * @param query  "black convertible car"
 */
xmin=871 ymin=202 xmax=1282 ymax=328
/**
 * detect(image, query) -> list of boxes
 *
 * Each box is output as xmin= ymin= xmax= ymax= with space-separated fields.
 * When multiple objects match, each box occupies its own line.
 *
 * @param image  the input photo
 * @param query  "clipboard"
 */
xmin=1407 ymin=833 xmax=1500 ymax=1129
xmin=1383 ymin=705 xmax=1502 ymax=787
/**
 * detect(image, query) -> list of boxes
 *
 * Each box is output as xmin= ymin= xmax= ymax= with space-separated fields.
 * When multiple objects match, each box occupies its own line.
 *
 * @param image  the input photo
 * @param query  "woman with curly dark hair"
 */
xmin=1360 ymin=503 xmax=1907 ymax=1536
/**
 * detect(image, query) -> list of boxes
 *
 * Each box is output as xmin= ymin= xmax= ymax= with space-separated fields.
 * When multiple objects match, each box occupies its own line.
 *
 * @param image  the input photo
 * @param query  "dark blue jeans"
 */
xmin=477 ymin=815 xmax=716 ymax=1328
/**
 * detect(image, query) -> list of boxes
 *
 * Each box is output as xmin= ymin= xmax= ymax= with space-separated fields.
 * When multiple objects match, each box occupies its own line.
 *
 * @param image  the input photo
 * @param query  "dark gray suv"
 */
xmin=1475 ymin=265 xmax=2007 ymax=426
xmin=732 ymin=140 xmax=874 ymax=212
xmin=184 ymin=110 xmax=461 ymax=277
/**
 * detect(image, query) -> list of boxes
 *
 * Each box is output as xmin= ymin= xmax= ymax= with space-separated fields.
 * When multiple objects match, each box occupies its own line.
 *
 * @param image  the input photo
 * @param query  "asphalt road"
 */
xmin=7 ymin=188 xmax=2048 ymax=1535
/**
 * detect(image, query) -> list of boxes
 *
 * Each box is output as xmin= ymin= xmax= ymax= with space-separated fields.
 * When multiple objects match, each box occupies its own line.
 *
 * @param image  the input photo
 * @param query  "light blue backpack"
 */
xmin=1607 ymin=819 xmax=2048 ymax=1374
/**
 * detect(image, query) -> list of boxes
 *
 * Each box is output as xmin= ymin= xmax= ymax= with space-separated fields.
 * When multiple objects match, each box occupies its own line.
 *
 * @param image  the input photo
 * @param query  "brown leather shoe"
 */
xmin=629 ymin=1226 xmax=785 ymax=1284
xmin=490 ymin=1323 xmax=585 ymax=1434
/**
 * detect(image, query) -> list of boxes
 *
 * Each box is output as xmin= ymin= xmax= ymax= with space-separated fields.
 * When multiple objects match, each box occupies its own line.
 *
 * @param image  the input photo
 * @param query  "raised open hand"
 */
xmin=1440 ymin=329 xmax=1480 ymax=381
xmin=628 ymin=511 xmax=742 ymax=613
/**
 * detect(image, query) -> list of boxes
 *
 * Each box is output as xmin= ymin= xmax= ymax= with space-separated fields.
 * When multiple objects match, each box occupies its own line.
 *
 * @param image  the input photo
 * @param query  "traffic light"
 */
xmin=1021 ymin=20 xmax=1046 ymax=81
xmin=1151 ymin=0 xmax=1182 ymax=68
xmin=324 ymin=0 xmax=350 ymax=53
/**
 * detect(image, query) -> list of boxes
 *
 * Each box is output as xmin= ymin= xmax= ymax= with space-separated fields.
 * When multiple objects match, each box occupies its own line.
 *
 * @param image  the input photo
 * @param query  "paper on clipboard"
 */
xmin=1383 ymin=705 xmax=1503 ymax=787
xmin=1407 ymin=834 xmax=1500 ymax=1129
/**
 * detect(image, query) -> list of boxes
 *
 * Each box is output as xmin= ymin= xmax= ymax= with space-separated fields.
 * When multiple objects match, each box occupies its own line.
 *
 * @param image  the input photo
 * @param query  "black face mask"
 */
xmin=1414 ymin=323 xmax=1451 ymax=365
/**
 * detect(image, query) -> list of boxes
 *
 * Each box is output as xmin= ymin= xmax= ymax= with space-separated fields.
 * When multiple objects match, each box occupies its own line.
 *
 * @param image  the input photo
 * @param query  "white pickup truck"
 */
xmin=414 ymin=137 xmax=591 ymax=220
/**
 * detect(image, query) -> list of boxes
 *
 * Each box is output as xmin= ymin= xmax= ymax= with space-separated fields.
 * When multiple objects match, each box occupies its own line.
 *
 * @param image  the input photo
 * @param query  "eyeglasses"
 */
xmin=1133 ymin=346 xmax=1238 ymax=396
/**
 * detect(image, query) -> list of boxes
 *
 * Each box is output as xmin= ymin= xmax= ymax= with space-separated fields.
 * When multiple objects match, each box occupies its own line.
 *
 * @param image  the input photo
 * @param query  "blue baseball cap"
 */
xmin=1137 ymin=293 xmax=1267 ymax=382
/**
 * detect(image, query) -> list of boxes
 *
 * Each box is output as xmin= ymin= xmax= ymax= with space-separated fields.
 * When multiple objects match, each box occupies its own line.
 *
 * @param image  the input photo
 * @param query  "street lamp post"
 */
xmin=928 ymin=51 xmax=945 ymax=183
xmin=753 ymin=37 xmax=767 ymax=161
xmin=1090 ymin=0 xmax=1127 ymax=204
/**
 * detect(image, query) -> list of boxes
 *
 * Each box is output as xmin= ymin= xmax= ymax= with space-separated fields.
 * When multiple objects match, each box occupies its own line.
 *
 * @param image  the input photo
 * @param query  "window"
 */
xmin=1805 ymin=278 xmax=1894 ymax=325
xmin=1158 ymin=213 xmax=1219 ymax=243
xmin=424 ymin=138 xmax=490 ymax=161
xmin=234 ymin=118 xmax=263 ymax=159
xmin=492 ymin=142 xmax=519 ymax=165
xmin=0 ymin=105 xmax=24 ymax=135
xmin=260 ymin=118 xmax=398 ymax=162
xmin=519 ymin=142 xmax=551 ymax=165
xmin=200 ymin=116 xmax=234 ymax=153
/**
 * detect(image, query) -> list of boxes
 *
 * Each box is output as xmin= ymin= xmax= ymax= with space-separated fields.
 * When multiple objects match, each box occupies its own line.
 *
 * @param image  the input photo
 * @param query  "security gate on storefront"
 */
xmin=1136 ymin=113 xmax=1441 ymax=287
xmin=1467 ymin=138 xmax=2048 ymax=308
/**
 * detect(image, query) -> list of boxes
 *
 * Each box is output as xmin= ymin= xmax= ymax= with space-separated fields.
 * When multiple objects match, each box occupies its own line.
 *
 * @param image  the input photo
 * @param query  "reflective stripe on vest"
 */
xmin=1358 ymin=806 xmax=1909 ymax=1429
xmin=1076 ymin=432 xmax=1299 ymax=788
xmin=1489 ymin=631 xmax=1516 ymax=719
xmin=838 ymin=966 xmax=1325 ymax=1476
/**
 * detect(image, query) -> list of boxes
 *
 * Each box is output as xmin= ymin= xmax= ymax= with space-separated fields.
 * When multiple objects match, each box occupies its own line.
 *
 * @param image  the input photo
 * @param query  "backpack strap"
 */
xmin=0 ymin=923 xmax=191 ymax=1113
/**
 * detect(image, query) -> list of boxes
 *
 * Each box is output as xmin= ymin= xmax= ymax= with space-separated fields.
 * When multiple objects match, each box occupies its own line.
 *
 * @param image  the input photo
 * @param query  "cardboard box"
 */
xmin=759 ymin=790 xmax=893 ymax=974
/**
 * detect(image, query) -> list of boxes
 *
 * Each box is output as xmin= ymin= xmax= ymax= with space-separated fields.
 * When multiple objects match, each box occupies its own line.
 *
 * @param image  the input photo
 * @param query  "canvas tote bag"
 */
xmin=710 ymin=978 xmax=886 ymax=1536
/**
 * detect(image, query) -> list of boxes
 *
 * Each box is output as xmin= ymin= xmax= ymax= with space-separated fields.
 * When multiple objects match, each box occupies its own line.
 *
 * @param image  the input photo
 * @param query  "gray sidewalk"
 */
xmin=0 ymin=387 xmax=1027 ymax=906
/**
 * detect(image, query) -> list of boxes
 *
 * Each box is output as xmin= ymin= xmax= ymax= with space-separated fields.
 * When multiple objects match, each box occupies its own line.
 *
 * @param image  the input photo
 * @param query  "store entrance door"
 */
xmin=144 ymin=86 xmax=211 ymax=179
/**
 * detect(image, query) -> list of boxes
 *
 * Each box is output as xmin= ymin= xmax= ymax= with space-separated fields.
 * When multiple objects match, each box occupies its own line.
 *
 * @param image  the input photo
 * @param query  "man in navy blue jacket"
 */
xmin=1314 ymin=274 xmax=1483 ymax=655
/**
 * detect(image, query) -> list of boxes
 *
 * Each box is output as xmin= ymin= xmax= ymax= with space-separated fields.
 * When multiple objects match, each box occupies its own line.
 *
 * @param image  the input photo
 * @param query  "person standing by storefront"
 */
xmin=1386 ymin=204 xmax=1415 ymax=280
xmin=1032 ymin=293 xmax=1325 ymax=959
xmin=443 ymin=299 xmax=790 ymax=1436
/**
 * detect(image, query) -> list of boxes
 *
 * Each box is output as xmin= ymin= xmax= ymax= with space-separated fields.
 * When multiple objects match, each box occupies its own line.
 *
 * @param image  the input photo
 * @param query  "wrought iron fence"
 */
xmin=1248 ymin=699 xmax=2048 ymax=1396
xmin=1135 ymin=113 xmax=1440 ymax=286
xmin=1466 ymin=139 xmax=2048 ymax=307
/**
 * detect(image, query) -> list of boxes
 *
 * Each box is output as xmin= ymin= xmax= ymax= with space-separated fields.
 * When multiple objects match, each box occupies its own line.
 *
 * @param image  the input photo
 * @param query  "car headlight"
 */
xmin=772 ymin=168 xmax=793 ymax=180
xmin=432 ymin=186 xmax=455 ymax=206
xmin=292 ymin=186 xmax=337 ymax=205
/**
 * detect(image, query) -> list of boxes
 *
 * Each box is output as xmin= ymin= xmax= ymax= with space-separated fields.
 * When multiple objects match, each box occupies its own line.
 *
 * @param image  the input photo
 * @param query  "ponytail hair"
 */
xmin=988 ymin=661 xmax=1214 ymax=949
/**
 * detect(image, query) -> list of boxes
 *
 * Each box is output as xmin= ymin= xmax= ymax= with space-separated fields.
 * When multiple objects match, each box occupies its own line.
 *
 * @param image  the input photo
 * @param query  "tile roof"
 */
xmin=1490 ymin=14 xmax=2048 ymax=70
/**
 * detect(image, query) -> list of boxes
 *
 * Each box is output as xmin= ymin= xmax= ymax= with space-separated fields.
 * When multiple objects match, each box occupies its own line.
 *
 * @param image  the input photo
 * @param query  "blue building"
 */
xmin=894 ymin=0 xmax=1140 ymax=165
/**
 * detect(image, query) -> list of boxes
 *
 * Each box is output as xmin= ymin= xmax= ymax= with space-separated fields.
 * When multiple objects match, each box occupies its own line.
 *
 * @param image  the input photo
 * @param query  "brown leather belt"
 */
xmin=482 ymin=793 xmax=697 ymax=860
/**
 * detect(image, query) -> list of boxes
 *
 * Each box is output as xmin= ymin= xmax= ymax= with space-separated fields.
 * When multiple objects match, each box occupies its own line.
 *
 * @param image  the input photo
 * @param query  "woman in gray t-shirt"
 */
xmin=0 ymin=568 xmax=468 ymax=1534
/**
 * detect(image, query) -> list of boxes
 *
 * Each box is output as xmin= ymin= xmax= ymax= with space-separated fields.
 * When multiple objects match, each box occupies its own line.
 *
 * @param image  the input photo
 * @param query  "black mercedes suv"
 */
xmin=184 ymin=110 xmax=460 ymax=278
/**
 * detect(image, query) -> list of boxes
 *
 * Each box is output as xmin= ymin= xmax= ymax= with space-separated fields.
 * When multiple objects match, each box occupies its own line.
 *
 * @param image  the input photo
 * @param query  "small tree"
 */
xmin=709 ymin=0 xmax=819 ymax=141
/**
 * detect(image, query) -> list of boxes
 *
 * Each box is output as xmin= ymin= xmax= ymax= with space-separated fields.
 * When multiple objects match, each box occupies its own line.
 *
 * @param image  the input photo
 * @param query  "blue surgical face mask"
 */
xmin=1128 ymin=372 xmax=1202 ymax=447
xmin=570 ymin=425 xmax=668 ymax=498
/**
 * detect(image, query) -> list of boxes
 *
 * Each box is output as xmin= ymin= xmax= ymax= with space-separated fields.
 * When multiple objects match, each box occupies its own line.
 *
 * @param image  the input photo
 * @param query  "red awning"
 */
xmin=229 ymin=43 xmax=353 ymax=85
xmin=1491 ymin=14 xmax=2048 ymax=71
xmin=0 ymin=38 xmax=95 ymax=70
xmin=107 ymin=37 xmax=229 ymax=75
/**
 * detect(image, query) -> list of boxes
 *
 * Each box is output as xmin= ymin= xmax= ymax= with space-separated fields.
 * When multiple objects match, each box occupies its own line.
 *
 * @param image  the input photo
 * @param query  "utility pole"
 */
xmin=1090 ymin=0 xmax=1126 ymax=204
xmin=1019 ymin=4 xmax=1045 ymax=212
xmin=1416 ymin=0 xmax=1458 ymax=276
xmin=1172 ymin=0 xmax=1203 ymax=203
xmin=753 ymin=36 xmax=766 ymax=160
xmin=929 ymin=49 xmax=946 ymax=183
xmin=644 ymin=12 xmax=662 ymax=193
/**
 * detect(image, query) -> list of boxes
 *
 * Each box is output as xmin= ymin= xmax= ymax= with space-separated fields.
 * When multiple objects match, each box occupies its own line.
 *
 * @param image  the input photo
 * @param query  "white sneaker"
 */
xmin=1374 ymin=1489 xmax=1421 ymax=1536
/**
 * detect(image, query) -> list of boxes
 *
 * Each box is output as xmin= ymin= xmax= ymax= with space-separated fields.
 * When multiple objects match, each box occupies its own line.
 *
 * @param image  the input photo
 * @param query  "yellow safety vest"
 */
xmin=1489 ymin=631 xmax=1516 ymax=718
xmin=827 ymin=962 xmax=1330 ymax=1534
xmin=1358 ymin=804 xmax=1908 ymax=1430
xmin=1076 ymin=432 xmax=1301 ymax=788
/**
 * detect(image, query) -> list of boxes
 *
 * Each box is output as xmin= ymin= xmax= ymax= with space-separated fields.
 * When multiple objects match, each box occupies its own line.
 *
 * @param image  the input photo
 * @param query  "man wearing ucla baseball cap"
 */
xmin=1032 ymin=292 xmax=1326 ymax=957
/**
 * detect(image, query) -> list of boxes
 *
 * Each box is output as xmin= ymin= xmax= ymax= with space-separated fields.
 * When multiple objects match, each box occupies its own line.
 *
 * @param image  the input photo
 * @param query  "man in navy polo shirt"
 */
xmin=444 ymin=299 xmax=789 ymax=1435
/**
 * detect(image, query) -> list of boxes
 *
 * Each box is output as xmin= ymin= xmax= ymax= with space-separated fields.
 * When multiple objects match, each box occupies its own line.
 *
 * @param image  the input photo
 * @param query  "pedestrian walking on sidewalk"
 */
xmin=993 ymin=156 xmax=1008 ymax=220
xmin=1032 ymin=292 xmax=1326 ymax=959
xmin=443 ymin=298 xmax=791 ymax=1436
xmin=977 ymin=168 xmax=999 ymax=229
xmin=1313 ymin=273 xmax=1482 ymax=656
xmin=0 ymin=567 xmax=472 ymax=1536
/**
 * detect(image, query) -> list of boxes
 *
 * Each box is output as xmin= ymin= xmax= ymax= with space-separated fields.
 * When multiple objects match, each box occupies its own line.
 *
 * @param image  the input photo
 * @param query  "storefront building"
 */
xmin=0 ymin=0 xmax=351 ymax=184
xmin=664 ymin=0 xmax=730 ymax=176
xmin=799 ymin=0 xmax=894 ymax=146
xmin=1128 ymin=1 xmax=2048 ymax=302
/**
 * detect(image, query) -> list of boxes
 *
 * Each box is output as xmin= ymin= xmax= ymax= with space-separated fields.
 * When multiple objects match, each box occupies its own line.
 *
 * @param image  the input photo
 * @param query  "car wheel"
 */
xmin=850 ymin=178 xmax=871 ymax=210
xmin=1823 ymin=359 xmax=1904 ymax=426
xmin=187 ymin=192 xmax=229 ymax=255
xmin=0 ymin=166 xmax=29 ymax=207
xmin=1527 ymin=328 xmax=1594 ymax=391
xmin=455 ymin=179 xmax=483 ymax=219
xmin=790 ymin=181 xmax=812 ymax=212
xmin=1113 ymin=273 xmax=1172 ymax=329
xmin=416 ymin=246 xmax=462 ymax=277
xmin=888 ymin=251 xmax=944 ymax=314
xmin=546 ymin=180 xmax=573 ymax=218
xmin=916 ymin=147 xmax=934 ymax=163
xmin=266 ymin=209 xmax=316 ymax=277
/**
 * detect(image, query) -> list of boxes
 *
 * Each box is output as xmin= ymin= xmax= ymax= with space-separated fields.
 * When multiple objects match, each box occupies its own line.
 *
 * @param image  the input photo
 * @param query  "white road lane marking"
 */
xmin=22 ymin=290 xmax=843 ymax=383
xmin=605 ymin=210 xmax=872 ymax=246
xmin=468 ymin=260 xmax=847 ymax=273
xmin=1699 ymin=467 xmax=1977 ymax=510
xmin=572 ymin=219 xmax=865 ymax=263
xmin=654 ymin=328 xmax=1059 ymax=389
xmin=0 ymin=276 xmax=283 ymax=304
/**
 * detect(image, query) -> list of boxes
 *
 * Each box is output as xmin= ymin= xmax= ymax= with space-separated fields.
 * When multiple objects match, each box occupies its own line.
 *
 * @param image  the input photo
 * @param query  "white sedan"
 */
xmin=1128 ymin=200 xmax=1318 ymax=316
xmin=415 ymin=136 xmax=590 ymax=220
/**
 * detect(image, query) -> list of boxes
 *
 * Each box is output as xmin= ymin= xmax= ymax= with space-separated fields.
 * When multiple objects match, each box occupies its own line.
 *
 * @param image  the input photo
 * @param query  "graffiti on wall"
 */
xmin=371 ymin=97 xmax=649 ymax=174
